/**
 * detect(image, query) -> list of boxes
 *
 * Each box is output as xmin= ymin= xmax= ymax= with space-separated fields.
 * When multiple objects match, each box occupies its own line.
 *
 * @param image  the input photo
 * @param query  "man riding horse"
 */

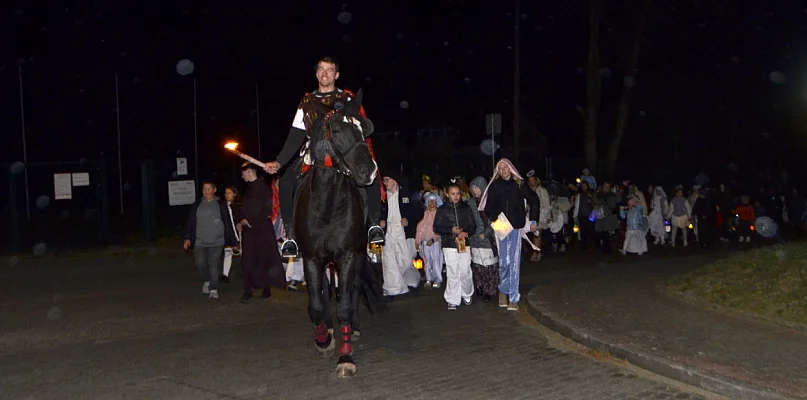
xmin=264 ymin=57 xmax=385 ymax=259
xmin=266 ymin=68 xmax=382 ymax=377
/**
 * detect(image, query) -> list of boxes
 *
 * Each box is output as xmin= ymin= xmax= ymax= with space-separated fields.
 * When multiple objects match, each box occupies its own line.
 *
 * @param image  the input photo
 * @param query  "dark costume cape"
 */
xmin=241 ymin=178 xmax=285 ymax=289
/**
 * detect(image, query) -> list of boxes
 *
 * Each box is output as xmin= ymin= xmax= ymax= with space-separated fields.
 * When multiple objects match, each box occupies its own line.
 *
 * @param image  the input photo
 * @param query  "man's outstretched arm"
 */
xmin=265 ymin=105 xmax=306 ymax=173
xmin=276 ymin=127 xmax=307 ymax=167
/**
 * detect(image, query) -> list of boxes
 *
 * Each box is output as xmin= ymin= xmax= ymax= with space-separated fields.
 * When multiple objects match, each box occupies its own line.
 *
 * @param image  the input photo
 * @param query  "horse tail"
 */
xmin=357 ymin=257 xmax=388 ymax=314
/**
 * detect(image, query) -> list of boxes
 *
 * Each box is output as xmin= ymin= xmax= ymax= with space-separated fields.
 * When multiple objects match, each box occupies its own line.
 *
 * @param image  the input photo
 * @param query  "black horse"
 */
xmin=293 ymin=89 xmax=384 ymax=378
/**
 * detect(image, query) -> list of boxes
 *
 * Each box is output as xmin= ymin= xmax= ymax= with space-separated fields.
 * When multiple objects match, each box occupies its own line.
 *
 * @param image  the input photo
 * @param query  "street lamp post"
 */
xmin=513 ymin=0 xmax=521 ymax=167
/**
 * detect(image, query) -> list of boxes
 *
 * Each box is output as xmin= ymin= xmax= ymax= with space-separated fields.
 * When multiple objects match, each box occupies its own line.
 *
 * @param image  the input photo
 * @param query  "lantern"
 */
xmin=688 ymin=223 xmax=694 ymax=229
xmin=573 ymin=224 xmax=580 ymax=233
xmin=750 ymin=225 xmax=756 ymax=232
xmin=492 ymin=218 xmax=509 ymax=233
xmin=455 ymin=237 xmax=467 ymax=253
xmin=576 ymin=178 xmax=581 ymax=184
xmin=412 ymin=256 xmax=424 ymax=270
xmin=367 ymin=243 xmax=383 ymax=264
xmin=664 ymin=219 xmax=671 ymax=233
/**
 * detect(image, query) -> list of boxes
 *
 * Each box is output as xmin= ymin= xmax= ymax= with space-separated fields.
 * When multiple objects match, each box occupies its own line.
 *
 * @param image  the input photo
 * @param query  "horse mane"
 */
xmin=308 ymin=98 xmax=364 ymax=167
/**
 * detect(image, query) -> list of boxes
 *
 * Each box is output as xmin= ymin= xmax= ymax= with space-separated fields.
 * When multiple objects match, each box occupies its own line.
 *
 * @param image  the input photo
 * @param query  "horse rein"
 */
xmin=317 ymin=108 xmax=367 ymax=180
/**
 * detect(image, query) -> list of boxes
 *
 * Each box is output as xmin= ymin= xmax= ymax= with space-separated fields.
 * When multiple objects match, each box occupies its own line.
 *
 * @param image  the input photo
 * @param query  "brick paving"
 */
xmin=528 ymin=252 xmax=807 ymax=399
xmin=0 ymin=252 xmax=719 ymax=399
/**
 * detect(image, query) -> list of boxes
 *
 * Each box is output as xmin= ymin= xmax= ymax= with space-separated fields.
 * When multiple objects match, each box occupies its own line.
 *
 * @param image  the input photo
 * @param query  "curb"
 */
xmin=526 ymin=287 xmax=798 ymax=400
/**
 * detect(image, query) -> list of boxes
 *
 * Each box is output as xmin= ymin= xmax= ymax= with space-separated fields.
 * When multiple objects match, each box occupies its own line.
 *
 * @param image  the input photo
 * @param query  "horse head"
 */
xmin=311 ymin=89 xmax=378 ymax=186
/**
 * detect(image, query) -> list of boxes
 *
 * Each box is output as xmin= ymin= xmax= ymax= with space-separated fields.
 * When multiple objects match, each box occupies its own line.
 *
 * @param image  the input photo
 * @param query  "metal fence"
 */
xmin=3 ymin=149 xmax=689 ymax=254
xmin=2 ymin=159 xmax=109 ymax=253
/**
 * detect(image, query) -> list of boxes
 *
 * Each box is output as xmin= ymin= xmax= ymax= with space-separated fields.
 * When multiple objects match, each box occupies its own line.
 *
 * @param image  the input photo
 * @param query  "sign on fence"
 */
xmin=72 ymin=172 xmax=90 ymax=186
xmin=168 ymin=180 xmax=196 ymax=206
xmin=54 ymin=173 xmax=73 ymax=200
xmin=176 ymin=157 xmax=188 ymax=176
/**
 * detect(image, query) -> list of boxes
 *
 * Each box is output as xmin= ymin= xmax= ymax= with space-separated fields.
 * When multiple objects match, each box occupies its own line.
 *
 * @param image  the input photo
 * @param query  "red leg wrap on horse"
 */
xmin=338 ymin=325 xmax=352 ymax=355
xmin=314 ymin=323 xmax=329 ymax=343
xmin=338 ymin=342 xmax=353 ymax=356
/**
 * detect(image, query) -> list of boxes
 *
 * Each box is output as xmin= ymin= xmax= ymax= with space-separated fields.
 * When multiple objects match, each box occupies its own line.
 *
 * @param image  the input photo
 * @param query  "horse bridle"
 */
xmin=318 ymin=107 xmax=367 ymax=180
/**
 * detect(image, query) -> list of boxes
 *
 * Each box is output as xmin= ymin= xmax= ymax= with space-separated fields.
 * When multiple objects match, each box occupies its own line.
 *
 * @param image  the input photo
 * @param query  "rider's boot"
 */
xmin=280 ymin=224 xmax=299 ymax=259
xmin=368 ymin=225 xmax=385 ymax=245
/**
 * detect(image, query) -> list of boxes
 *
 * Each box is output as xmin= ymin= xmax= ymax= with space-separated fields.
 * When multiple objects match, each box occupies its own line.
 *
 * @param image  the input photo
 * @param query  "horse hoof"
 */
xmin=315 ymin=334 xmax=335 ymax=357
xmin=336 ymin=362 xmax=357 ymax=378
xmin=327 ymin=328 xmax=334 ymax=336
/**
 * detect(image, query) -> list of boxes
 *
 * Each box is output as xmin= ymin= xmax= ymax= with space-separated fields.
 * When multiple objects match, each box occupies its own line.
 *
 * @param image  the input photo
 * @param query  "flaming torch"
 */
xmin=224 ymin=142 xmax=266 ymax=169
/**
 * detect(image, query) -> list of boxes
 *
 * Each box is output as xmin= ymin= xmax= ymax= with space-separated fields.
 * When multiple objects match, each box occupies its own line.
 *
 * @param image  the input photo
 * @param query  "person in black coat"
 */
xmin=479 ymin=159 xmax=538 ymax=310
xmin=692 ymin=187 xmax=716 ymax=247
xmin=434 ymin=184 xmax=477 ymax=309
xmin=237 ymin=164 xmax=285 ymax=303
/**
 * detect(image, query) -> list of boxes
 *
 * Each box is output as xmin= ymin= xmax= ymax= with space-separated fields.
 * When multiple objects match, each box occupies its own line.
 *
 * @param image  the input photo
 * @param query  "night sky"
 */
xmin=2 ymin=1 xmax=806 ymax=176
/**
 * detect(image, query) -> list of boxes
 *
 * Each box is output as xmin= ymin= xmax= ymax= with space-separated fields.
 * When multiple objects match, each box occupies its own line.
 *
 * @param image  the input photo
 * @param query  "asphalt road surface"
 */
xmin=0 ymin=251 xmax=723 ymax=400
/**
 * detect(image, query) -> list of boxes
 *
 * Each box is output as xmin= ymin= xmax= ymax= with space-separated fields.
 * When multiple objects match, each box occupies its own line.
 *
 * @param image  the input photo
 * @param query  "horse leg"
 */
xmin=335 ymin=252 xmax=359 ymax=378
xmin=304 ymin=259 xmax=334 ymax=356
xmin=350 ymin=280 xmax=361 ymax=341
xmin=321 ymin=269 xmax=334 ymax=336
xmin=330 ymin=263 xmax=341 ymax=303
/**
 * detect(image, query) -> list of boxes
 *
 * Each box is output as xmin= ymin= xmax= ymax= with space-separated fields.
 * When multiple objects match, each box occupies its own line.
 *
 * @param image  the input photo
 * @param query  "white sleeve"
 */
xmin=291 ymin=108 xmax=305 ymax=131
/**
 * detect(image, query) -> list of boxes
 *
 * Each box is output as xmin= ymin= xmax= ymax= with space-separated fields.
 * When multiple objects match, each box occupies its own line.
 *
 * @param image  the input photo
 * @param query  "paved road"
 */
xmin=0 ymin=252 xmax=722 ymax=400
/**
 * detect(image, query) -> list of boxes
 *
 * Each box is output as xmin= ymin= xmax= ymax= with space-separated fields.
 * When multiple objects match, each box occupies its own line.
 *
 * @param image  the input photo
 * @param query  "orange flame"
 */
xmin=224 ymin=142 xmax=239 ymax=151
xmin=412 ymin=257 xmax=423 ymax=270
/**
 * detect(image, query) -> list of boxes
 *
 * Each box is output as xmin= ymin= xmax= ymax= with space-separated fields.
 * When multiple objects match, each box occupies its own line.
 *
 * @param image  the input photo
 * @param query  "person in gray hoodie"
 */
xmin=467 ymin=176 xmax=499 ymax=302
xmin=183 ymin=182 xmax=239 ymax=299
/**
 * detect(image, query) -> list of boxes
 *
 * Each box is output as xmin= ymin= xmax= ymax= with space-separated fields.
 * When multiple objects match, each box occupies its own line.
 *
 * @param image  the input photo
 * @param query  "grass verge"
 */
xmin=667 ymin=241 xmax=807 ymax=327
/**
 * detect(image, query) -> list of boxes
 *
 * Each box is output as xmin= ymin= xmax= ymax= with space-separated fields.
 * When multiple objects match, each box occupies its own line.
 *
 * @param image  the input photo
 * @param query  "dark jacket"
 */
xmin=577 ymin=189 xmax=595 ymax=219
xmin=715 ymin=188 xmax=735 ymax=217
xmin=380 ymin=187 xmax=423 ymax=239
xmin=593 ymin=191 xmax=621 ymax=232
xmin=183 ymin=197 xmax=239 ymax=249
xmin=692 ymin=193 xmax=715 ymax=218
xmin=434 ymin=200 xmax=477 ymax=249
xmin=483 ymin=178 xmax=537 ymax=230
xmin=467 ymin=196 xmax=495 ymax=249
xmin=241 ymin=178 xmax=273 ymax=226
xmin=524 ymin=185 xmax=541 ymax=222
xmin=788 ymin=192 xmax=805 ymax=221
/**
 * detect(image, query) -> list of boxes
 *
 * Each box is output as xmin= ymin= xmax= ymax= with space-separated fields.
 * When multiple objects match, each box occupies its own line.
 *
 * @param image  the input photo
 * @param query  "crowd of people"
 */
xmin=179 ymin=55 xmax=807 ymax=312
xmin=181 ymin=154 xmax=807 ymax=313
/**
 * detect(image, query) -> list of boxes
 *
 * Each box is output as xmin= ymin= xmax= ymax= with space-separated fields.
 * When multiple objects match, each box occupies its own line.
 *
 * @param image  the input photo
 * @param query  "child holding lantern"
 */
xmin=433 ymin=184 xmax=477 ymax=310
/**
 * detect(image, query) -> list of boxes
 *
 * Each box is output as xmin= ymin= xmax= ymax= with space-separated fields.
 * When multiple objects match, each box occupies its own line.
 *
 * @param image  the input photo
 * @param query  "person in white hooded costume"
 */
xmin=379 ymin=173 xmax=423 ymax=298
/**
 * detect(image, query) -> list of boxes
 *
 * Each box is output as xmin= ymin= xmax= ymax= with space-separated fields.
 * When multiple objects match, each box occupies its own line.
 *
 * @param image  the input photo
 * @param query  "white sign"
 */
xmin=168 ymin=180 xmax=196 ymax=206
xmin=54 ymin=173 xmax=73 ymax=200
xmin=176 ymin=157 xmax=188 ymax=176
xmin=72 ymin=172 xmax=90 ymax=186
